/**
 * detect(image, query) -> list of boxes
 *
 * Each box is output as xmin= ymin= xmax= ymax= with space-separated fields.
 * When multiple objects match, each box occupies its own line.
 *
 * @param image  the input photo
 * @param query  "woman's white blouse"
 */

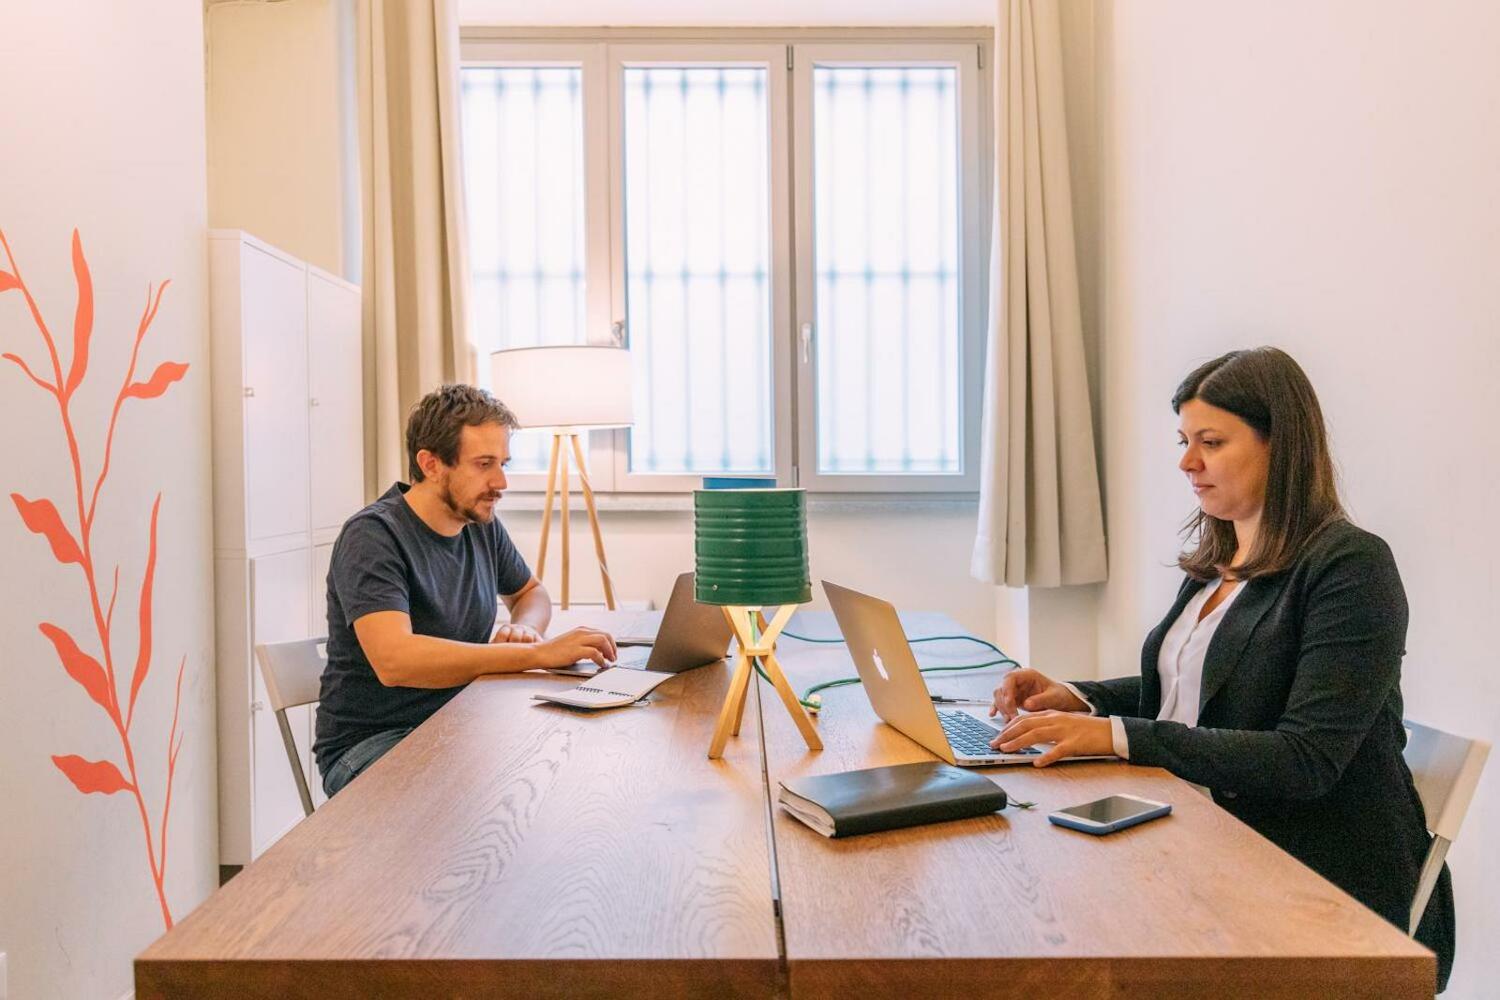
xmin=1067 ymin=576 xmax=1243 ymax=758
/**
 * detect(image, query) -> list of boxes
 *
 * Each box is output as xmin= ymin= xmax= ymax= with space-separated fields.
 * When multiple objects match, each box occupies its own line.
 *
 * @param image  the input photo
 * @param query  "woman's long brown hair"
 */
xmin=1173 ymin=347 xmax=1345 ymax=581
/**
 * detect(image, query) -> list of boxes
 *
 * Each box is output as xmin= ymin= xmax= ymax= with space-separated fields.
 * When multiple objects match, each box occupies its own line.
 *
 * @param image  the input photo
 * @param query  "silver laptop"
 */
xmin=550 ymin=572 xmax=733 ymax=676
xmin=823 ymin=580 xmax=1111 ymax=767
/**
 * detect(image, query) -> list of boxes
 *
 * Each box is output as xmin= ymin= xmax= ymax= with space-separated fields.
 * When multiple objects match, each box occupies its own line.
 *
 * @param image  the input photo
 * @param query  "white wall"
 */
xmin=1094 ymin=2 xmax=1500 ymax=994
xmin=0 ymin=3 xmax=219 ymax=998
xmin=206 ymin=0 xmax=355 ymax=279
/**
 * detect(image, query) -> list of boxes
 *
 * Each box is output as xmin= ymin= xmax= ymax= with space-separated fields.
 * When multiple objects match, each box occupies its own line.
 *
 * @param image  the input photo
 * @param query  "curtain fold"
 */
xmin=972 ymin=0 xmax=1108 ymax=588
xmin=357 ymin=0 xmax=476 ymax=494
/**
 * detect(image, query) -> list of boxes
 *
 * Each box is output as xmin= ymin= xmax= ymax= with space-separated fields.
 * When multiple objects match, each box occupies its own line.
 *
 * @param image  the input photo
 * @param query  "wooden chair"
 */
xmin=1402 ymin=719 xmax=1491 ymax=935
xmin=254 ymin=637 xmax=329 ymax=818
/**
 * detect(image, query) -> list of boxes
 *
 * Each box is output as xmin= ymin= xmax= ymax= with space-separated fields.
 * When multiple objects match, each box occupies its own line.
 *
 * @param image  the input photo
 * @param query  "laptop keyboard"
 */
xmin=938 ymin=709 xmax=1040 ymax=757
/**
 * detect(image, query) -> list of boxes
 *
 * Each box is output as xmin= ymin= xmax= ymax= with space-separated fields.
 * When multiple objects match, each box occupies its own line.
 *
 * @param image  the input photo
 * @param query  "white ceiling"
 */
xmin=458 ymin=0 xmax=996 ymax=27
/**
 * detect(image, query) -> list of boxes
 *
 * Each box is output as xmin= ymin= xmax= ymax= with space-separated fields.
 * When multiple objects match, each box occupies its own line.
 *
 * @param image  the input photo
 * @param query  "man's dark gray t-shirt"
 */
xmin=313 ymin=482 xmax=531 ymax=778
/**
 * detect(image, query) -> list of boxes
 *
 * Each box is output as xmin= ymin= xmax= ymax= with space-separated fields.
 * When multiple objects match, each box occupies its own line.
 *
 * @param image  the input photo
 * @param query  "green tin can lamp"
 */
xmin=695 ymin=488 xmax=823 ymax=759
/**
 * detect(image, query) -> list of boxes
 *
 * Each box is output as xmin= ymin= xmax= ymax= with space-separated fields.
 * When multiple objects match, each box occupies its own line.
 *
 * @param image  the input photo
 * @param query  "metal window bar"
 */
xmin=813 ymin=66 xmax=960 ymax=474
xmin=461 ymin=66 xmax=588 ymax=472
xmin=623 ymin=66 xmax=774 ymax=476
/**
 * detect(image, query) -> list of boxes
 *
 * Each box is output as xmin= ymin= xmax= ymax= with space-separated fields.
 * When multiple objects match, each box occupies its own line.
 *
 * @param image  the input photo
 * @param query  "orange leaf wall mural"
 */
xmin=1 ymin=226 xmax=190 ymax=931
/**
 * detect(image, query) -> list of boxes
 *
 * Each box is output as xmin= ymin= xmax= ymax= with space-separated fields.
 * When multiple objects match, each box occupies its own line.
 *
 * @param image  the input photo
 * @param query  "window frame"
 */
xmin=458 ymin=29 xmax=993 ymax=497
xmin=598 ymin=42 xmax=795 ymax=492
xmin=792 ymin=43 xmax=985 ymax=493
xmin=460 ymin=41 xmax=615 ymax=492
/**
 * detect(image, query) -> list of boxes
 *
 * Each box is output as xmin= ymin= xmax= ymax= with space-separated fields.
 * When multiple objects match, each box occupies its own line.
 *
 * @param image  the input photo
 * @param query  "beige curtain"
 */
xmin=357 ymin=0 xmax=476 ymax=494
xmin=972 ymin=0 xmax=1107 ymax=588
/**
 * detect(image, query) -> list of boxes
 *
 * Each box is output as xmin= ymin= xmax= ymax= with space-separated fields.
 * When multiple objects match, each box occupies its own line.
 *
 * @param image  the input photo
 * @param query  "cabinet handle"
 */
xmin=309 ymin=397 xmax=320 ymax=407
xmin=243 ymin=386 xmax=255 ymax=398
xmin=800 ymin=323 xmax=813 ymax=364
xmin=251 ymin=700 xmax=264 ymax=712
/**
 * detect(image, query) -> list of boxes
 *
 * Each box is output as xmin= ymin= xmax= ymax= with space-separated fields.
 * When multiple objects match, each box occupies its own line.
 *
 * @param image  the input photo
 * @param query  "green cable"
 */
xmin=752 ymin=630 xmax=1020 ymax=712
xmin=783 ymin=630 xmax=1008 ymax=657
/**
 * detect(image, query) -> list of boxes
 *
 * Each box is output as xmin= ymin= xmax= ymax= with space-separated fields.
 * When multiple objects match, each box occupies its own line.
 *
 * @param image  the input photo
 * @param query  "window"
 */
xmin=461 ymin=64 xmax=588 ymax=474
xmin=621 ymin=63 xmax=775 ymax=476
xmin=461 ymin=35 xmax=988 ymax=493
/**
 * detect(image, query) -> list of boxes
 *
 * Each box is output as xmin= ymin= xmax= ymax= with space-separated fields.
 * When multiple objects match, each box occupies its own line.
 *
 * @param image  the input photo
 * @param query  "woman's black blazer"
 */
xmin=1071 ymin=519 xmax=1455 ymax=992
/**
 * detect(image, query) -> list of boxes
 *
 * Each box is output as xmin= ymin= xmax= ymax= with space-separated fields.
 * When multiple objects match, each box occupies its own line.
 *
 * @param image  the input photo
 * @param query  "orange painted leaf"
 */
xmin=124 ymin=361 xmax=188 ymax=400
xmin=0 ymin=270 xmax=18 ymax=292
xmin=51 ymin=755 xmax=132 ymax=795
xmin=2 ymin=351 xmax=55 ymax=393
xmin=39 ymin=623 xmax=114 ymax=716
xmin=64 ymin=229 xmax=93 ymax=397
xmin=127 ymin=494 xmax=162 ymax=727
xmin=10 ymin=493 xmax=83 ymax=564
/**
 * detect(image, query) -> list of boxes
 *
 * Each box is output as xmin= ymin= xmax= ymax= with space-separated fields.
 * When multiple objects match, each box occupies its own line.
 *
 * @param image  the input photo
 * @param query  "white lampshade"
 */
xmin=489 ymin=345 xmax=634 ymax=430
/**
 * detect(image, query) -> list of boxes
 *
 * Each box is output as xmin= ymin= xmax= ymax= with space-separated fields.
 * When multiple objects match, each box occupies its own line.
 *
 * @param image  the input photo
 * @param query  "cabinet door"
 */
xmin=250 ymin=548 xmax=313 ymax=856
xmin=308 ymin=272 xmax=364 ymax=533
xmin=242 ymin=245 xmax=311 ymax=542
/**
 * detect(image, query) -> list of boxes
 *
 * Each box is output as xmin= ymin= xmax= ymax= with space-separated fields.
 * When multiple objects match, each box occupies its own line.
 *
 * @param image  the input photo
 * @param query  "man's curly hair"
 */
xmin=405 ymin=383 xmax=519 ymax=482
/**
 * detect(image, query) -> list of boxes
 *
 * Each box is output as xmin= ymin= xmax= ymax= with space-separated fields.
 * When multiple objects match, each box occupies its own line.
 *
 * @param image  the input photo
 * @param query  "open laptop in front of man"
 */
xmin=546 ymin=571 xmax=734 ymax=676
xmin=822 ymin=580 xmax=1115 ymax=767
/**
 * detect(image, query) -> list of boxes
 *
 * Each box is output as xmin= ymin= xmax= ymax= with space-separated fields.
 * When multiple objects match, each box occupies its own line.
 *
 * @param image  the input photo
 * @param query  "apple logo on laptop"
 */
xmin=871 ymin=649 xmax=890 ymax=681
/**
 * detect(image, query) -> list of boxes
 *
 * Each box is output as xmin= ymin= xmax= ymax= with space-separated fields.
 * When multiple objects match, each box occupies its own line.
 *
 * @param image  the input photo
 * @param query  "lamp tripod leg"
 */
xmin=558 ymin=437 xmax=571 ymax=609
xmin=709 ymin=649 xmax=754 ymax=760
xmin=730 ymin=658 xmax=753 ymax=736
xmin=536 ymin=434 xmax=561 ymax=581
xmin=570 ymin=433 xmax=615 ymax=610
xmin=761 ymin=649 xmax=823 ymax=752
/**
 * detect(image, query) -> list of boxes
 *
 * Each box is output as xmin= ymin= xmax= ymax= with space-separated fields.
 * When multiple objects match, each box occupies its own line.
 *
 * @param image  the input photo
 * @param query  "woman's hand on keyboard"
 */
xmin=990 ymin=668 xmax=1088 ymax=722
xmin=992 ymin=711 xmax=1112 ymax=766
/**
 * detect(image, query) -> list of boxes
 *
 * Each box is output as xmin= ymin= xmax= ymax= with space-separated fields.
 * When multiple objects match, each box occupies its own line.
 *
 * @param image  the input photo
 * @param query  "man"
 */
xmin=313 ymin=383 xmax=616 ymax=797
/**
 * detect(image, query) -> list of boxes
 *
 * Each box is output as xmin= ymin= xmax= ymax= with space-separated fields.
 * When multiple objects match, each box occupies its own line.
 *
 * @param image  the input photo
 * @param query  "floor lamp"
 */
xmin=490 ymin=345 xmax=633 ymax=610
xmin=693 ymin=487 xmax=823 ymax=759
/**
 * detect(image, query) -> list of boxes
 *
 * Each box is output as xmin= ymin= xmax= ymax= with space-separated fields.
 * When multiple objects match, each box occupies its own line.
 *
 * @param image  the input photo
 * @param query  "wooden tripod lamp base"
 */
xmin=535 ymin=431 xmax=614 ymax=611
xmin=709 ymin=605 xmax=823 ymax=760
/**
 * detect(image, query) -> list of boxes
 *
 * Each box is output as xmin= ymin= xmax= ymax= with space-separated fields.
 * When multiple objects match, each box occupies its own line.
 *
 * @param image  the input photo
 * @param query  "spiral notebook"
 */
xmin=531 ymin=667 xmax=677 ymax=710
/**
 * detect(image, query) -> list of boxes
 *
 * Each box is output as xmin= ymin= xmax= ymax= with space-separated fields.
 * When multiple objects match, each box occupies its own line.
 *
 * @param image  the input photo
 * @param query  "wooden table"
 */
xmin=138 ymin=610 xmax=1434 ymax=998
xmin=136 ymin=611 xmax=780 ymax=999
xmin=761 ymin=612 xmax=1435 ymax=999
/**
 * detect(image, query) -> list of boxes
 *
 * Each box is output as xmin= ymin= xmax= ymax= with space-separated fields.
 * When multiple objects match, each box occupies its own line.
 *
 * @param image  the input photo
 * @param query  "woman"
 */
xmin=990 ymin=347 xmax=1455 ymax=991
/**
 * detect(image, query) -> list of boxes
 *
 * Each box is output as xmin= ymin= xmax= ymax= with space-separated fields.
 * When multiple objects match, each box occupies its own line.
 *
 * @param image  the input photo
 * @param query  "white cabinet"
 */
xmin=308 ymin=274 xmax=365 ymax=534
xmin=241 ymin=246 xmax=310 ymax=543
xmin=211 ymin=231 xmax=363 ymax=863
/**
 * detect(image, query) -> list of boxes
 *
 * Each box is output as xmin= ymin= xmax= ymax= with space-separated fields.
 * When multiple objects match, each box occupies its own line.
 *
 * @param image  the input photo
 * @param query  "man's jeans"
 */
xmin=322 ymin=727 xmax=413 ymax=798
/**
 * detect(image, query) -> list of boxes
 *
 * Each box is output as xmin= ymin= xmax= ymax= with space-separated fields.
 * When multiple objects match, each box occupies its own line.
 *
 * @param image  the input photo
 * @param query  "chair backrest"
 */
xmin=256 ymin=637 xmax=328 ymax=713
xmin=1403 ymin=719 xmax=1490 ymax=843
xmin=254 ymin=637 xmax=329 ymax=818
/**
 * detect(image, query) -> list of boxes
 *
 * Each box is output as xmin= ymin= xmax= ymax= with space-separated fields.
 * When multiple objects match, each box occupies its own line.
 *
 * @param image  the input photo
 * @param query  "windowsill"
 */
xmin=498 ymin=492 xmax=979 ymax=514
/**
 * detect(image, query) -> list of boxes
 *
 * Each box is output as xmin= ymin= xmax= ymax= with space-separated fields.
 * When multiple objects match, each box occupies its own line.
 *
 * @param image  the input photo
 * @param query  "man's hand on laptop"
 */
xmin=989 ymin=668 xmax=1089 ymax=722
xmin=532 ymin=627 xmax=618 ymax=671
xmin=492 ymin=623 xmax=543 ymax=644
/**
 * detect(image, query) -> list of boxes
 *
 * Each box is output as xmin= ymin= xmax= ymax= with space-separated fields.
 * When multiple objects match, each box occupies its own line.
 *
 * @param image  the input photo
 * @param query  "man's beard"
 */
xmin=440 ymin=481 xmax=497 ymax=524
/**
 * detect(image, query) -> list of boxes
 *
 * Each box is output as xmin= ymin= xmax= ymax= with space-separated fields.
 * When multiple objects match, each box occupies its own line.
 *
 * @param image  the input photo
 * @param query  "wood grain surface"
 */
xmin=137 ymin=618 xmax=780 ymax=999
xmin=137 ymin=609 xmax=1435 ymax=999
xmin=761 ymin=612 xmax=1435 ymax=1000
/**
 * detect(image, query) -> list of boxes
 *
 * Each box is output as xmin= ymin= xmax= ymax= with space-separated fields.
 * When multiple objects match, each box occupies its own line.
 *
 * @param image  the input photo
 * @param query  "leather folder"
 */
xmin=777 ymin=761 xmax=1007 ymax=838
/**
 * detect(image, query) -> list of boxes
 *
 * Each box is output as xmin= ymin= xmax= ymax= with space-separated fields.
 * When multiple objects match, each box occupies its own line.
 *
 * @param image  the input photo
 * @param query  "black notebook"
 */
xmin=778 ymin=761 xmax=1008 ymax=838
